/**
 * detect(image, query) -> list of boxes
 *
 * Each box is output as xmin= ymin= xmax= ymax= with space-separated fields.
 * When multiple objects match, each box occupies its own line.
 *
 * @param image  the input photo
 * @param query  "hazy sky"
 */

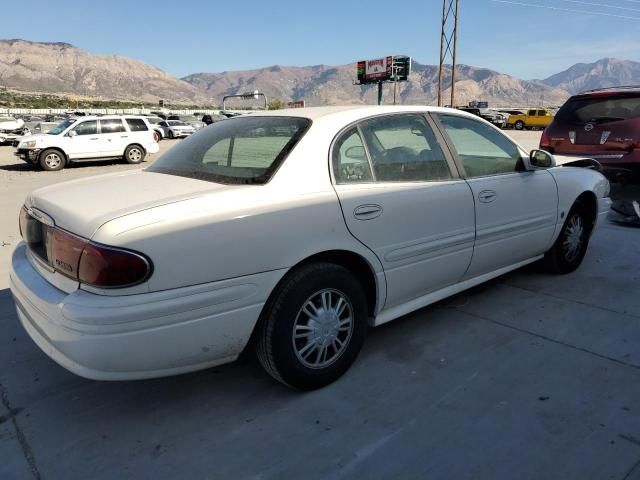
xmin=3 ymin=0 xmax=640 ymax=79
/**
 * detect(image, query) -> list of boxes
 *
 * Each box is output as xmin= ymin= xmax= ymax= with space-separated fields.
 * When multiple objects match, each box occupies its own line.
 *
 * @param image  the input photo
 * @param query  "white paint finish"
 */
xmin=8 ymin=106 xmax=612 ymax=380
xmin=335 ymin=180 xmax=475 ymax=308
xmin=464 ymin=171 xmax=558 ymax=278
xmin=10 ymin=243 xmax=283 ymax=379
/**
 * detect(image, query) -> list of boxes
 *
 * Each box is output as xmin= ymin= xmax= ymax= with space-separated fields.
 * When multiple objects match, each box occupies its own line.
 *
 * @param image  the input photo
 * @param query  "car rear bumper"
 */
xmin=146 ymin=142 xmax=160 ymax=154
xmin=9 ymin=242 xmax=282 ymax=380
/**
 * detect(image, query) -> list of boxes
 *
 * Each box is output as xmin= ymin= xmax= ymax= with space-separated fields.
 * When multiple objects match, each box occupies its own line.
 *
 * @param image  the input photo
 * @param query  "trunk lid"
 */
xmin=27 ymin=170 xmax=227 ymax=239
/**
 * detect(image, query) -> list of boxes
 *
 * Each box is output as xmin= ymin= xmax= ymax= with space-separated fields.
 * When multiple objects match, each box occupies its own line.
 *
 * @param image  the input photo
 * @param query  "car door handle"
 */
xmin=478 ymin=190 xmax=497 ymax=203
xmin=121 ymin=135 xmax=129 ymax=138
xmin=354 ymin=204 xmax=383 ymax=220
xmin=90 ymin=137 xmax=99 ymax=140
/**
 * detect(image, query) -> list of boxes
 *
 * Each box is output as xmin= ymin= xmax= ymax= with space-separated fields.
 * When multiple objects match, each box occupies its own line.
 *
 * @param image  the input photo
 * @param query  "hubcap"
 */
xmin=129 ymin=148 xmax=142 ymax=161
xmin=292 ymin=289 xmax=354 ymax=369
xmin=45 ymin=153 xmax=61 ymax=169
xmin=562 ymin=214 xmax=584 ymax=262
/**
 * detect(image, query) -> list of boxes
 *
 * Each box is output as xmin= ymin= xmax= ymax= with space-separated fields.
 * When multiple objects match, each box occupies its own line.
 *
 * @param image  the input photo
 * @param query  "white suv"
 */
xmin=14 ymin=116 xmax=160 ymax=171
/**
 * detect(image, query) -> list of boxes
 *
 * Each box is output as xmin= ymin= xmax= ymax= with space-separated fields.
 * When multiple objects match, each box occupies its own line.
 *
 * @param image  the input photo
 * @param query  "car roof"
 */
xmin=576 ymin=85 xmax=640 ymax=96
xmin=245 ymin=105 xmax=478 ymax=123
xmin=71 ymin=115 xmax=148 ymax=121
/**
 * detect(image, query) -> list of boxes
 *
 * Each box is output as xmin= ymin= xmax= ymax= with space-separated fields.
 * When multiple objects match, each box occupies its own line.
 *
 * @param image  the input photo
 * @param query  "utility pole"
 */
xmin=437 ymin=0 xmax=460 ymax=107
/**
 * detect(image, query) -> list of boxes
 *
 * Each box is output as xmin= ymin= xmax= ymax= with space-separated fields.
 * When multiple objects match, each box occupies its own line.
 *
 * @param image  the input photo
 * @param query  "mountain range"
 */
xmin=1 ymin=39 xmax=639 ymax=107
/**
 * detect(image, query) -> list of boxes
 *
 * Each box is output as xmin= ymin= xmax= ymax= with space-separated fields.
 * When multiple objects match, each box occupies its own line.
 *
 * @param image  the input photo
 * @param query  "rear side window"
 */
xmin=72 ymin=121 xmax=97 ymax=136
xmin=555 ymin=95 xmax=640 ymax=124
xmin=537 ymin=110 xmax=547 ymax=116
xmin=100 ymin=119 xmax=126 ymax=133
xmin=125 ymin=118 xmax=149 ymax=132
xmin=147 ymin=116 xmax=311 ymax=184
xmin=358 ymin=114 xmax=452 ymax=182
xmin=332 ymin=127 xmax=373 ymax=184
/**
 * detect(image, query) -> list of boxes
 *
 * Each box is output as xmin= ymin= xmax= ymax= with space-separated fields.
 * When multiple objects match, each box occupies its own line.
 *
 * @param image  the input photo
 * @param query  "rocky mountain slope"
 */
xmin=0 ymin=39 xmax=207 ymax=104
xmin=542 ymin=58 xmax=640 ymax=94
xmin=183 ymin=62 xmax=570 ymax=107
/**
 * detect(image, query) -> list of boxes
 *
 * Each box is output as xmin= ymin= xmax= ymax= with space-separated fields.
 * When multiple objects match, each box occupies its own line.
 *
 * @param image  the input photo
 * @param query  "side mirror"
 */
xmin=526 ymin=149 xmax=556 ymax=170
xmin=68 ymin=130 xmax=77 ymax=137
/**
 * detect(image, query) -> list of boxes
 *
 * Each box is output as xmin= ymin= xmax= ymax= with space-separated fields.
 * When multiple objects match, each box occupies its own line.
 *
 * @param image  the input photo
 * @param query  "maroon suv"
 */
xmin=541 ymin=86 xmax=640 ymax=181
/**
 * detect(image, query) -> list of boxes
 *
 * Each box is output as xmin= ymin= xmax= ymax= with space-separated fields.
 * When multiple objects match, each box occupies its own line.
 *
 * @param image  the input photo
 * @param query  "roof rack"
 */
xmin=579 ymin=85 xmax=640 ymax=94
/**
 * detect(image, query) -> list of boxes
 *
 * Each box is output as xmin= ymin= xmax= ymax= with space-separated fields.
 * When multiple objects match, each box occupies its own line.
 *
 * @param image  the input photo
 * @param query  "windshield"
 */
xmin=47 ymin=119 xmax=76 ymax=135
xmin=147 ymin=116 xmax=311 ymax=184
xmin=168 ymin=121 xmax=187 ymax=126
xmin=146 ymin=117 xmax=162 ymax=124
xmin=555 ymin=95 xmax=640 ymax=124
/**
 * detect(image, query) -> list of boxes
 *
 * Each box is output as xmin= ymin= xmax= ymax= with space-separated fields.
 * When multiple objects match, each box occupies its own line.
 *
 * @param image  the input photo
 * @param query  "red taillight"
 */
xmin=50 ymin=228 xmax=86 ymax=279
xmin=540 ymin=126 xmax=553 ymax=152
xmin=78 ymin=242 xmax=152 ymax=288
xmin=153 ymin=131 xmax=159 ymax=142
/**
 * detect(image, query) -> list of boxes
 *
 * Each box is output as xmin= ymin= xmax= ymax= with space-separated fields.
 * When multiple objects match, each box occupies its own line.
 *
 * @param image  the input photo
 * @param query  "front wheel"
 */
xmin=168 ymin=130 xmax=175 ymax=139
xmin=514 ymin=120 xmax=525 ymax=130
xmin=543 ymin=201 xmax=592 ymax=274
xmin=39 ymin=149 xmax=66 ymax=171
xmin=256 ymin=263 xmax=368 ymax=390
xmin=124 ymin=145 xmax=145 ymax=164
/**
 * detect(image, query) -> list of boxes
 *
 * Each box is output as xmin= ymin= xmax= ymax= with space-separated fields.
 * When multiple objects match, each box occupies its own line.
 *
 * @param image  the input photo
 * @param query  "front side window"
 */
xmin=358 ymin=114 xmax=452 ymax=182
xmin=332 ymin=128 xmax=373 ymax=184
xmin=438 ymin=114 xmax=521 ymax=178
xmin=147 ymin=116 xmax=310 ymax=184
xmin=100 ymin=119 xmax=126 ymax=133
xmin=72 ymin=121 xmax=98 ymax=136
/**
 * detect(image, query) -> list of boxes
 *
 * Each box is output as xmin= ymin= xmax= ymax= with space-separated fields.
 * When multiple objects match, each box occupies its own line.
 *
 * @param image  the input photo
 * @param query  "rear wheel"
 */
xmin=39 ymin=149 xmax=65 ymax=171
xmin=256 ymin=263 xmax=368 ymax=390
xmin=124 ymin=144 xmax=145 ymax=164
xmin=544 ymin=201 xmax=592 ymax=274
xmin=514 ymin=120 xmax=525 ymax=130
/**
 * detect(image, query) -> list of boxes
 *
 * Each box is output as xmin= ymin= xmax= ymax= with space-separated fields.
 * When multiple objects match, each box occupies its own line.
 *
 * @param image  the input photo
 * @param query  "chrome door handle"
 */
xmin=478 ymin=190 xmax=497 ymax=203
xmin=90 ymin=137 xmax=99 ymax=140
xmin=354 ymin=204 xmax=383 ymax=220
xmin=121 ymin=135 xmax=129 ymax=138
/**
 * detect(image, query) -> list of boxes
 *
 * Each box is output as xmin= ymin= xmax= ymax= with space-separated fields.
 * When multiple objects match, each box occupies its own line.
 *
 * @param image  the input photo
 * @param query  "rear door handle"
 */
xmin=90 ymin=137 xmax=99 ymax=140
xmin=354 ymin=204 xmax=383 ymax=220
xmin=121 ymin=135 xmax=129 ymax=138
xmin=478 ymin=190 xmax=497 ymax=203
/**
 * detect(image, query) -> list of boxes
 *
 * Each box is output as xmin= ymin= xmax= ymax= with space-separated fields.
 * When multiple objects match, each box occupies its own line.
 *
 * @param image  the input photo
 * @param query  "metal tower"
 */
xmin=437 ymin=0 xmax=460 ymax=107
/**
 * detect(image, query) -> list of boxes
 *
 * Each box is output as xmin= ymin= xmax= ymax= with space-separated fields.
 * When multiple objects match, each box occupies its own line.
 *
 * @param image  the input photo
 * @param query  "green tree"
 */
xmin=267 ymin=98 xmax=285 ymax=110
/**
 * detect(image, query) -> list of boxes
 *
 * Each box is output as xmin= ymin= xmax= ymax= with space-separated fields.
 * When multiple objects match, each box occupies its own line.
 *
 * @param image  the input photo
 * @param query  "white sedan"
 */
xmin=158 ymin=120 xmax=195 ymax=139
xmin=9 ymin=106 xmax=611 ymax=389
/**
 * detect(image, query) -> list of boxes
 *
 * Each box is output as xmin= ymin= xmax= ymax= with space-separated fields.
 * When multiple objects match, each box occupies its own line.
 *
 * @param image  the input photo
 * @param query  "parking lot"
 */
xmin=1 ymin=131 xmax=640 ymax=479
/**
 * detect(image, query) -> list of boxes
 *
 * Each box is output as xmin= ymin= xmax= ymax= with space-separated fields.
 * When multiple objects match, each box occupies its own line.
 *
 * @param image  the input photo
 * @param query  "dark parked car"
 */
xmin=201 ymin=113 xmax=226 ymax=125
xmin=541 ymin=86 xmax=640 ymax=182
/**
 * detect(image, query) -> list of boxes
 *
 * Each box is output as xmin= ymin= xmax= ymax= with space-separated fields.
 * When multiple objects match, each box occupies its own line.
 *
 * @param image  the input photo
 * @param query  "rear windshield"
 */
xmin=147 ymin=116 xmax=311 ymax=184
xmin=556 ymin=94 xmax=640 ymax=124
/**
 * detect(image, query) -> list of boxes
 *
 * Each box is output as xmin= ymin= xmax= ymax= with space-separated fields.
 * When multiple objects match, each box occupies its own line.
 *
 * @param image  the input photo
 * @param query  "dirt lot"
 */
xmin=1 ymin=131 xmax=640 ymax=480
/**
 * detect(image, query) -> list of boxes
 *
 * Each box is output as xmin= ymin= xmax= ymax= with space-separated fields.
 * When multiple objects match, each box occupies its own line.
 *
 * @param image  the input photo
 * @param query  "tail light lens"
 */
xmin=79 ymin=242 xmax=151 ymax=288
xmin=540 ymin=126 xmax=554 ymax=153
xmin=20 ymin=207 xmax=152 ymax=288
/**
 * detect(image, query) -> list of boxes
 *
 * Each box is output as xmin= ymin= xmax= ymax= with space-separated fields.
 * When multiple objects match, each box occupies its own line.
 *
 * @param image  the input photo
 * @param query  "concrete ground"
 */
xmin=1 ymin=131 xmax=640 ymax=479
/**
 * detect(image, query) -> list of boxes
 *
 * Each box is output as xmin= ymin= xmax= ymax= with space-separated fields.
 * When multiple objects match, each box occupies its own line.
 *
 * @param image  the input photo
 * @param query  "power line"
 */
xmin=559 ymin=0 xmax=640 ymax=12
xmin=489 ymin=0 xmax=640 ymax=20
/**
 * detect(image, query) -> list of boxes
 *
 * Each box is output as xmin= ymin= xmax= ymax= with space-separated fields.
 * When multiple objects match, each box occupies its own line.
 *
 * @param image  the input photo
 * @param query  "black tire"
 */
xmin=124 ymin=144 xmax=146 ymax=164
xmin=168 ymin=130 xmax=175 ymax=139
xmin=543 ymin=201 xmax=592 ymax=274
xmin=256 ymin=262 xmax=368 ymax=390
xmin=515 ymin=120 xmax=525 ymax=130
xmin=39 ymin=148 xmax=66 ymax=171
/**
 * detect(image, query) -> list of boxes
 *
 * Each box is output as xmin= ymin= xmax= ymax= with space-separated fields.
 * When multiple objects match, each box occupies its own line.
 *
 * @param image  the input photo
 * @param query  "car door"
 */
xmin=332 ymin=113 xmax=475 ymax=309
xmin=435 ymin=113 xmax=558 ymax=279
xmin=66 ymin=120 xmax=99 ymax=159
xmin=99 ymin=118 xmax=128 ymax=156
